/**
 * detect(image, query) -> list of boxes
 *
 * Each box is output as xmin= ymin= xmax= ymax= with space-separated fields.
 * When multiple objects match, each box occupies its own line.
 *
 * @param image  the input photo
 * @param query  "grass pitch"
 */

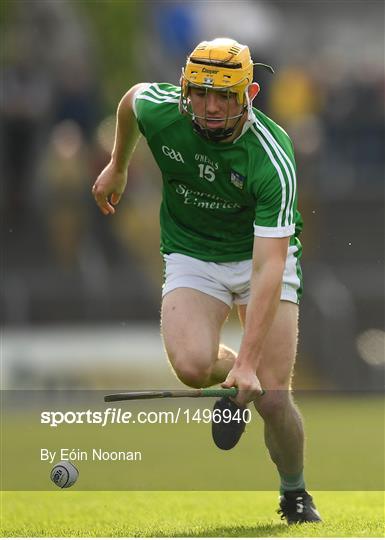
xmin=1 ymin=490 xmax=384 ymax=537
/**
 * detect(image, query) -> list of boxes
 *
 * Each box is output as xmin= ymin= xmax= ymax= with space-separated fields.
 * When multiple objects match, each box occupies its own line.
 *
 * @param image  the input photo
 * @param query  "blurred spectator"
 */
xmin=319 ymin=66 xmax=384 ymax=192
xmin=268 ymin=66 xmax=323 ymax=125
xmin=0 ymin=57 xmax=51 ymax=222
xmin=138 ymin=2 xmax=198 ymax=81
xmin=38 ymin=120 xmax=91 ymax=269
xmin=53 ymin=58 xmax=101 ymax=141
xmin=1 ymin=0 xmax=99 ymax=224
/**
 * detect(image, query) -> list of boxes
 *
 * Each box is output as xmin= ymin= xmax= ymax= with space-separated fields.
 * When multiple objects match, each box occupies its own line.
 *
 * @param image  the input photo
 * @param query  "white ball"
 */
xmin=50 ymin=460 xmax=79 ymax=488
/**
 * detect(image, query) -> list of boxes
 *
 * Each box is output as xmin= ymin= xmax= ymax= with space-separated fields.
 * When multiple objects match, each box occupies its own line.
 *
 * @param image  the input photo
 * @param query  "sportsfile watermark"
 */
xmin=40 ymin=407 xmax=252 ymax=427
xmin=2 ymin=390 xmax=384 ymax=491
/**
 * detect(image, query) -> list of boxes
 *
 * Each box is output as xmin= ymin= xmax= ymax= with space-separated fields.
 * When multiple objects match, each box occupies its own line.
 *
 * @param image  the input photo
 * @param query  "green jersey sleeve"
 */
xmin=133 ymin=82 xmax=181 ymax=140
xmin=250 ymin=115 xmax=297 ymax=238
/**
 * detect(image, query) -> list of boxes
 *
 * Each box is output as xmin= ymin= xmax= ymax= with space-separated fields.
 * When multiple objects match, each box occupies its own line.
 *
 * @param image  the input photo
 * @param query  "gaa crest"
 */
xmin=230 ymin=169 xmax=245 ymax=189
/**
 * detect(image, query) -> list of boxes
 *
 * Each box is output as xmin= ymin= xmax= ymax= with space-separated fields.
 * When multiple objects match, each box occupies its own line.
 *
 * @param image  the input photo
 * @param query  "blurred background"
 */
xmin=1 ymin=0 xmax=384 ymax=391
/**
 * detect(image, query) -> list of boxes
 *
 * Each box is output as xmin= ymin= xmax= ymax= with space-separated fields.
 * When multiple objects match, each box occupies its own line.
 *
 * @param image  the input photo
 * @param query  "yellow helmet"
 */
xmin=181 ymin=38 xmax=254 ymax=106
xmin=179 ymin=38 xmax=274 ymax=141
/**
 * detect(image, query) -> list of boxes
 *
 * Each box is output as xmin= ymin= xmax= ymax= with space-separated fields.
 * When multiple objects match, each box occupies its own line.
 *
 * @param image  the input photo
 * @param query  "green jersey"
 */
xmin=133 ymin=82 xmax=302 ymax=262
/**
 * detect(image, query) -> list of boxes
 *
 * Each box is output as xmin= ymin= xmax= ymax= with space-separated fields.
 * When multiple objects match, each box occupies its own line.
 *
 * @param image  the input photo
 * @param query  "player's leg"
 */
xmin=238 ymin=300 xmax=321 ymax=522
xmin=161 ymin=287 xmax=232 ymax=388
xmin=238 ymin=301 xmax=303 ymax=477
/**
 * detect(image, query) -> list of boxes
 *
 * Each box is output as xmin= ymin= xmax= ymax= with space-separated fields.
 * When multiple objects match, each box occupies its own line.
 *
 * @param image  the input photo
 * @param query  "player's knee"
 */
xmin=174 ymin=363 xmax=211 ymax=388
xmin=171 ymin=352 xmax=212 ymax=388
xmin=254 ymin=390 xmax=291 ymax=421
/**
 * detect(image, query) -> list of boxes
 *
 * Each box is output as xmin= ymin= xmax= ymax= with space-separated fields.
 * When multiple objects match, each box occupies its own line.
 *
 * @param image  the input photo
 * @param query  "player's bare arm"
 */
xmin=223 ymin=235 xmax=289 ymax=405
xmin=92 ymin=83 xmax=147 ymax=215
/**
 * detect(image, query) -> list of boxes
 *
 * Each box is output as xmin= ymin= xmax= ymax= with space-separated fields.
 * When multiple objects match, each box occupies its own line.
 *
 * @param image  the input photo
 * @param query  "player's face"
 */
xmin=189 ymin=88 xmax=243 ymax=131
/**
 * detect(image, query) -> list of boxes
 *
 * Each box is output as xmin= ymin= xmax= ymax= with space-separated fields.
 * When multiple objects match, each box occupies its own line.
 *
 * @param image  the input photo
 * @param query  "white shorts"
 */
xmin=162 ymin=247 xmax=302 ymax=307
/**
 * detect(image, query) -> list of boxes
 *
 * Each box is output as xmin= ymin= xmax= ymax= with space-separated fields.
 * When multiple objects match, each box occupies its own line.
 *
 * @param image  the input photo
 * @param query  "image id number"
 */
xmin=183 ymin=408 xmax=252 ymax=424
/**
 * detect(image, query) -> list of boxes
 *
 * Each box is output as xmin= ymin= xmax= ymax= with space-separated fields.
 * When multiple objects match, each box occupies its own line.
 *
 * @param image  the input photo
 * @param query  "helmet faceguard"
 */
xmin=180 ymin=38 xmax=274 ymax=141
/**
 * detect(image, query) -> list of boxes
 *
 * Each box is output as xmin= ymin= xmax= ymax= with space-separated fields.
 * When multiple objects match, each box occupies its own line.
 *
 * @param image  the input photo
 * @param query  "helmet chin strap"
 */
xmin=245 ymin=86 xmax=254 ymax=121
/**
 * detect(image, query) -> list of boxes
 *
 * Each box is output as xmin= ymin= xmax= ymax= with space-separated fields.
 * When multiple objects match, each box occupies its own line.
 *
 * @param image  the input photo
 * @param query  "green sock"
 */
xmin=279 ymin=470 xmax=305 ymax=495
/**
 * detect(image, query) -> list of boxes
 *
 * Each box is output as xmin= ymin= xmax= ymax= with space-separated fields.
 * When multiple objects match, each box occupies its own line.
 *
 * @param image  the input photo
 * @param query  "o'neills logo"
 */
xmin=202 ymin=67 xmax=219 ymax=74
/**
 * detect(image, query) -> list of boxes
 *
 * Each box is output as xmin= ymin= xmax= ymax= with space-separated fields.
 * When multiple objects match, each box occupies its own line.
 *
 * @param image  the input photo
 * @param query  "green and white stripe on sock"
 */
xmin=279 ymin=470 xmax=305 ymax=495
